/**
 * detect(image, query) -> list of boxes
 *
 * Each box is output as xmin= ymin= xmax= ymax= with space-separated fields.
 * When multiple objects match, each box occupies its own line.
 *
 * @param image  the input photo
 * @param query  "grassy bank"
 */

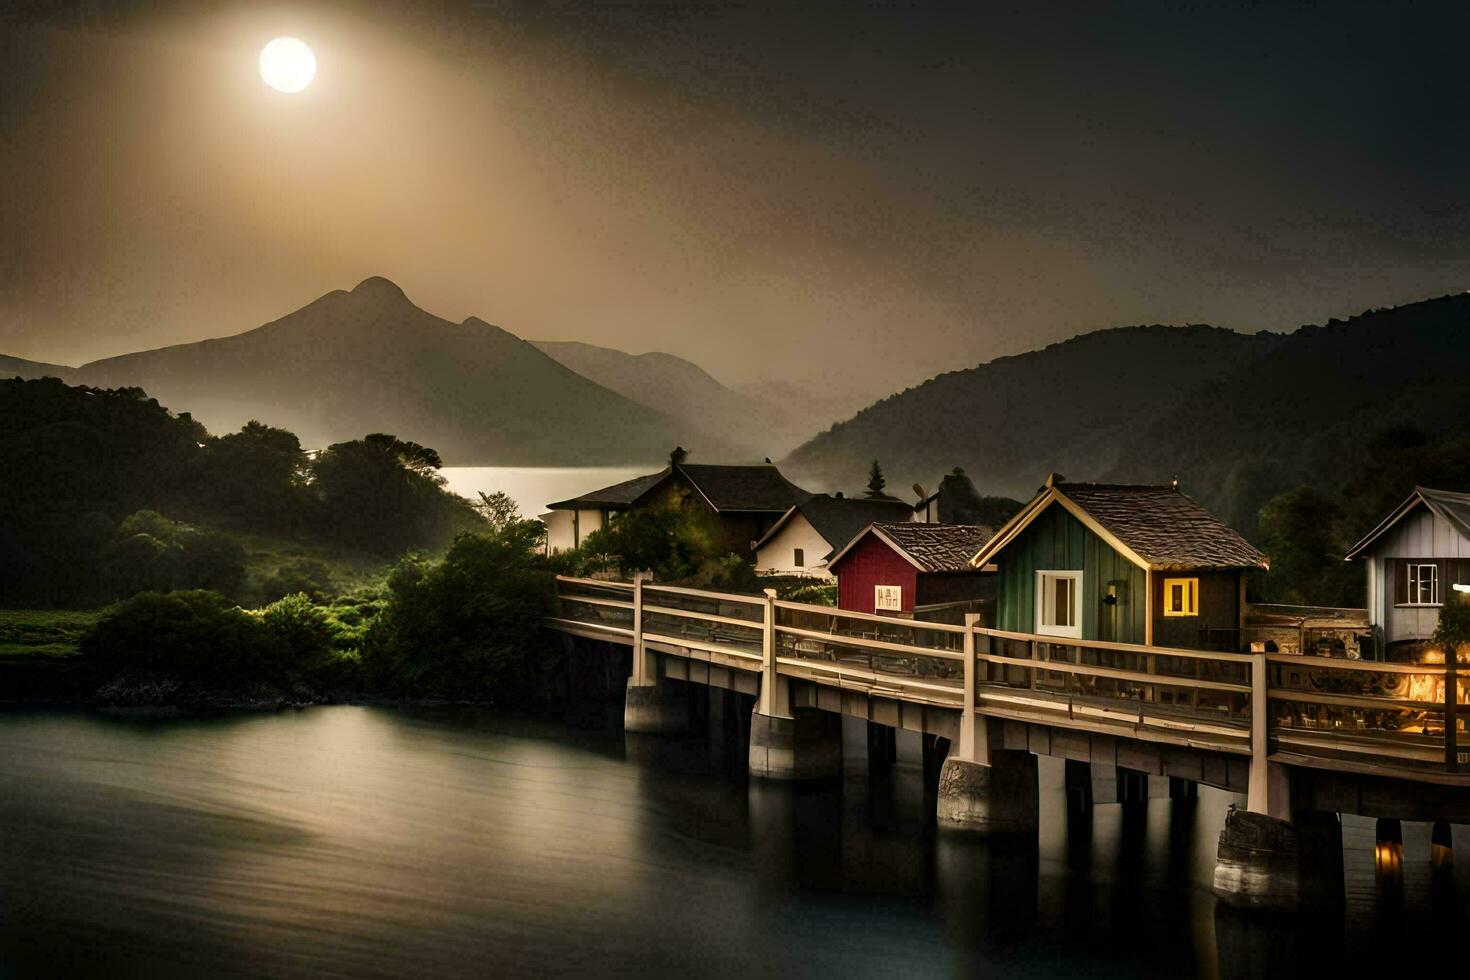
xmin=0 ymin=609 xmax=99 ymax=659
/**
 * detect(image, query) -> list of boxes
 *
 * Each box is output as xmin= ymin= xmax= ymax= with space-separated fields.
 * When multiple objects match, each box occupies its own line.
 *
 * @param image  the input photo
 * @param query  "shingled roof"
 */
xmin=1344 ymin=486 xmax=1470 ymax=559
xmin=548 ymin=463 xmax=812 ymax=513
xmin=755 ymin=494 xmax=915 ymax=558
xmin=972 ymin=476 xmax=1267 ymax=571
xmin=830 ymin=522 xmax=995 ymax=573
xmin=546 ymin=467 xmax=672 ymax=509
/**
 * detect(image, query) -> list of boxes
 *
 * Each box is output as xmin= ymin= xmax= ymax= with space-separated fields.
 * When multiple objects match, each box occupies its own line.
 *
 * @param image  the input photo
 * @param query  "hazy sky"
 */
xmin=4 ymin=1 xmax=1470 ymax=395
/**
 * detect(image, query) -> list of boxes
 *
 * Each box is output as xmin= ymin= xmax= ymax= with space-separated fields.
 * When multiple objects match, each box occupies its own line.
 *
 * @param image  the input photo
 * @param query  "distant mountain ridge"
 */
xmin=783 ymin=323 xmax=1280 ymax=498
xmin=8 ymin=277 xmax=746 ymax=466
xmin=784 ymin=294 xmax=1470 ymax=533
xmin=531 ymin=340 xmax=819 ymax=458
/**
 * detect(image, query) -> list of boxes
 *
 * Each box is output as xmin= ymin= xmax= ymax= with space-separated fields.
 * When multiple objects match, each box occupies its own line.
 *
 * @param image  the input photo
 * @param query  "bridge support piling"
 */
xmin=1213 ymin=807 xmax=1299 ymax=910
xmin=936 ymin=749 xmax=1039 ymax=834
xmin=1296 ymin=810 xmax=1345 ymax=907
xmin=623 ymin=677 xmax=690 ymax=734
xmin=748 ymin=705 xmax=842 ymax=780
xmin=937 ymin=616 xmax=1039 ymax=834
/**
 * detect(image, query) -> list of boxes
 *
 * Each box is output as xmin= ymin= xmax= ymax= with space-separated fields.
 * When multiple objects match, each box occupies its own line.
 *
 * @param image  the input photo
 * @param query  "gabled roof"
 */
xmin=1344 ymin=486 xmax=1470 ymax=560
xmin=970 ymin=475 xmax=1267 ymax=572
xmin=547 ymin=467 xmax=672 ymax=509
xmin=674 ymin=463 xmax=814 ymax=512
xmin=830 ymin=522 xmax=995 ymax=574
xmin=547 ymin=463 xmax=812 ymax=513
xmin=754 ymin=494 xmax=915 ymax=558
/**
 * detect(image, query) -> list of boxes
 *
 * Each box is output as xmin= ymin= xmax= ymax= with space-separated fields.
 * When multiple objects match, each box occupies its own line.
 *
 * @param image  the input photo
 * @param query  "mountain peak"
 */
xmin=351 ymin=276 xmax=410 ymax=302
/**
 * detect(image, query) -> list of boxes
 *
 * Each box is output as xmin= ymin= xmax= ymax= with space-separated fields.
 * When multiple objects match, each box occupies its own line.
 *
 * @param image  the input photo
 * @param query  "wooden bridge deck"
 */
xmin=550 ymin=576 xmax=1467 ymax=792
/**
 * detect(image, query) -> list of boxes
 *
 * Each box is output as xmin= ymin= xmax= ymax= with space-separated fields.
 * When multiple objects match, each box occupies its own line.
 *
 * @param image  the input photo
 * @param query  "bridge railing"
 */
xmin=972 ymin=627 xmax=1256 ymax=747
xmin=773 ymin=601 xmax=966 ymax=695
xmin=1267 ymin=655 xmax=1453 ymax=769
xmin=640 ymin=584 xmax=765 ymax=658
xmin=553 ymin=577 xmax=636 ymax=635
xmin=549 ymin=577 xmax=1462 ymax=774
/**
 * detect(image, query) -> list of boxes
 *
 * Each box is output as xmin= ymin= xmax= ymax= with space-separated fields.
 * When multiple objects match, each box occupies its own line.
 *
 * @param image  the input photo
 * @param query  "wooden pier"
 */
xmin=549 ymin=574 xmax=1469 ymax=909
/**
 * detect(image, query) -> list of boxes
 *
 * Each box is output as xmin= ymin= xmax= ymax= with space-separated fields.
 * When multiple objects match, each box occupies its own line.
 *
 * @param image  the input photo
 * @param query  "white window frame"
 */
xmin=1035 ymin=570 xmax=1083 ymax=639
xmin=874 ymin=584 xmax=903 ymax=612
xmin=1403 ymin=562 xmax=1441 ymax=607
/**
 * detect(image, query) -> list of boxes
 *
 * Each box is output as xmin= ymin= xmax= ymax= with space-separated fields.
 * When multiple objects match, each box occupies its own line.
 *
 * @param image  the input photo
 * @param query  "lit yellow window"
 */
xmin=1163 ymin=577 xmax=1198 ymax=617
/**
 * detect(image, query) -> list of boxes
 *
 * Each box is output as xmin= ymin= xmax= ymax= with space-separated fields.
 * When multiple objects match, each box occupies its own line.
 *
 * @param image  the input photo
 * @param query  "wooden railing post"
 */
xmin=756 ymin=588 xmax=788 ymax=718
xmin=1246 ymin=649 xmax=1275 ymax=815
xmin=955 ymin=613 xmax=986 ymax=763
xmin=631 ymin=571 xmax=652 ymax=686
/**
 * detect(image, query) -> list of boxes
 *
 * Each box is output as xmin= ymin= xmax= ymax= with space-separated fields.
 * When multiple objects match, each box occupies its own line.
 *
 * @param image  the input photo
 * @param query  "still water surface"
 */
xmin=0 ymin=706 xmax=1466 ymax=978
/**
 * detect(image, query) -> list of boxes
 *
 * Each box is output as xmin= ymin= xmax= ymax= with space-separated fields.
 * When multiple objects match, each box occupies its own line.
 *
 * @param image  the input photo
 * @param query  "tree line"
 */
xmin=0 ymin=378 xmax=482 ymax=606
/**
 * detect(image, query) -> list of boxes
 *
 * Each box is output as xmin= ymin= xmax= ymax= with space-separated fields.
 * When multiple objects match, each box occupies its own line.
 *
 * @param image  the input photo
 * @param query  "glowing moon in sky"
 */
xmin=259 ymin=37 xmax=316 ymax=93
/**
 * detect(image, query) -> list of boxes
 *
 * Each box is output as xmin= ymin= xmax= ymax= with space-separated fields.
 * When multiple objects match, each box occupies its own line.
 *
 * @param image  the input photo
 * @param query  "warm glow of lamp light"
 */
xmin=260 ymin=37 xmax=316 ymax=93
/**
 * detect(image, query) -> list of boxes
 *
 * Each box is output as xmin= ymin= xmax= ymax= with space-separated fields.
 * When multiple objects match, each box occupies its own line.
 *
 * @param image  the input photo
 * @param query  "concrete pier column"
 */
xmin=935 ymin=749 xmax=1039 ymax=834
xmin=748 ymin=705 xmax=842 ymax=780
xmin=623 ymin=677 xmax=690 ymax=733
xmin=1212 ymin=807 xmax=1299 ymax=910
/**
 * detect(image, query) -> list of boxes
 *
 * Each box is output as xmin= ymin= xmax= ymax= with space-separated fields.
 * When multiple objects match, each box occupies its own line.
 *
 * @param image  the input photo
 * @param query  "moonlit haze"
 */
xmin=4 ymin=1 xmax=1470 ymax=396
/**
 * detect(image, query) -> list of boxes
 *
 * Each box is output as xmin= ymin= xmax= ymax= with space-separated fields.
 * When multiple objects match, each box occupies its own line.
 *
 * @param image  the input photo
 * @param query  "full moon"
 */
xmin=259 ymin=37 xmax=316 ymax=93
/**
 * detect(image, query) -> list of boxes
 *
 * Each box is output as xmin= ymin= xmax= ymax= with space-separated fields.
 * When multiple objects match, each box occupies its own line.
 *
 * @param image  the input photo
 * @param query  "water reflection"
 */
xmin=0 ymin=705 xmax=1465 ymax=977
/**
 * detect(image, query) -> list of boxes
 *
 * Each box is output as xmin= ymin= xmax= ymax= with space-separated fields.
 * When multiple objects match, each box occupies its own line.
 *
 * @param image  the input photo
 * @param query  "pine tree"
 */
xmin=866 ymin=460 xmax=886 ymax=498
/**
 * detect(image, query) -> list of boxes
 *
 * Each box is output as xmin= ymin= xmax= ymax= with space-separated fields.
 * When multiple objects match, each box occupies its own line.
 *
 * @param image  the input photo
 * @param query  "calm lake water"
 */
xmin=0 ymin=705 xmax=1466 ymax=978
xmin=439 ymin=467 xmax=650 ymax=517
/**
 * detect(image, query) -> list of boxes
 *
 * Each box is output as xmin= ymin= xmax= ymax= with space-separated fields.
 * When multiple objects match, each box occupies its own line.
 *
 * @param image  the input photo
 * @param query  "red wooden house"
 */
xmin=827 ymin=522 xmax=996 ymax=618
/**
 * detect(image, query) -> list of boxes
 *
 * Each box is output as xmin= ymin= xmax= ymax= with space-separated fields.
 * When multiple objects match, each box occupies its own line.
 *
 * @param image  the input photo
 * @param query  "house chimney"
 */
xmin=1045 ymin=472 xmax=1065 ymax=488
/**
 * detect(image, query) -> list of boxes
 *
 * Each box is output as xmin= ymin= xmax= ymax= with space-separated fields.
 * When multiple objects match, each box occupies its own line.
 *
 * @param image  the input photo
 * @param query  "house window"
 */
xmin=1402 ymin=562 xmax=1441 ymax=606
xmin=1163 ymin=577 xmax=1199 ymax=617
xmin=794 ymin=548 xmax=804 ymax=568
xmin=1036 ymin=571 xmax=1083 ymax=638
xmin=875 ymin=585 xmax=903 ymax=611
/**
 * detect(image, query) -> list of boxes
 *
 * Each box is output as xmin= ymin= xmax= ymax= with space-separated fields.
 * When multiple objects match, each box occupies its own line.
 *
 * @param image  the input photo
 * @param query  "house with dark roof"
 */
xmin=542 ymin=461 xmax=814 ymax=557
xmin=827 ymin=522 xmax=996 ymax=617
xmin=1345 ymin=486 xmax=1470 ymax=655
xmin=969 ymin=474 xmax=1268 ymax=650
xmin=752 ymin=494 xmax=914 ymax=578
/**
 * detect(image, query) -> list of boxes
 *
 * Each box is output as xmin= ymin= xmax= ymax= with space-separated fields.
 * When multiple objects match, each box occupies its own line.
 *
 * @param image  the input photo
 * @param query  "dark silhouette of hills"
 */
xmin=784 ymin=323 xmax=1279 ymax=499
xmin=785 ymin=294 xmax=1470 ymax=534
xmin=1 ymin=354 xmax=76 ymax=382
xmin=39 ymin=277 xmax=738 ymax=465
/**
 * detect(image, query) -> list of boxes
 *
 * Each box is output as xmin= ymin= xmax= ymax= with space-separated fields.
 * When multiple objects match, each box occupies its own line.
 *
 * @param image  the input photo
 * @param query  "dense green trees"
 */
xmin=0 ymin=378 xmax=483 ymax=606
xmin=361 ymin=516 xmax=556 ymax=702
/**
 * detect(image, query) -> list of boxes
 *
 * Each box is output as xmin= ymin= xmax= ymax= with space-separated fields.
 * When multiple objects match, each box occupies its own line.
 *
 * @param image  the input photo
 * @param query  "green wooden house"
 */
xmin=968 ymin=474 xmax=1268 ymax=651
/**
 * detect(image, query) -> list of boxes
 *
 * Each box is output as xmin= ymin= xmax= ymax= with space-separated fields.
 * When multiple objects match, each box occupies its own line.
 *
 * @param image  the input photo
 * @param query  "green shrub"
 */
xmin=259 ymin=558 xmax=338 ymax=602
xmin=81 ymin=590 xmax=271 ymax=685
xmin=362 ymin=516 xmax=555 ymax=701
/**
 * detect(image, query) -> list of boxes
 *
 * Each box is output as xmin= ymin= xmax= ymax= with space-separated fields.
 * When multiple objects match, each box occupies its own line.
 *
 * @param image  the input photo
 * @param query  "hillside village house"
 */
xmin=969 ymin=475 xmax=1268 ymax=651
xmin=1345 ymin=486 xmax=1470 ymax=657
xmin=753 ymin=494 xmax=914 ymax=578
xmin=828 ymin=522 xmax=996 ymax=617
xmin=542 ymin=461 xmax=813 ymax=557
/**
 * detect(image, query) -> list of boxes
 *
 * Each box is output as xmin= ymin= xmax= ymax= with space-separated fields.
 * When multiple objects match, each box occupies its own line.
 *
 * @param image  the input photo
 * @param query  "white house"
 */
xmin=754 ymin=495 xmax=913 ymax=578
xmin=1345 ymin=486 xmax=1470 ymax=654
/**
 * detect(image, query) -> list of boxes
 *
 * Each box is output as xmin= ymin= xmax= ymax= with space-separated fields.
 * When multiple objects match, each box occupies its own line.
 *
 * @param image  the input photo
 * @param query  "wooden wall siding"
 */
xmin=834 ymin=534 xmax=918 ymax=615
xmin=1150 ymin=569 xmax=1241 ymax=650
xmin=994 ymin=504 xmax=1146 ymax=643
xmin=1371 ymin=505 xmax=1470 ymax=644
xmin=915 ymin=571 xmax=997 ymax=608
